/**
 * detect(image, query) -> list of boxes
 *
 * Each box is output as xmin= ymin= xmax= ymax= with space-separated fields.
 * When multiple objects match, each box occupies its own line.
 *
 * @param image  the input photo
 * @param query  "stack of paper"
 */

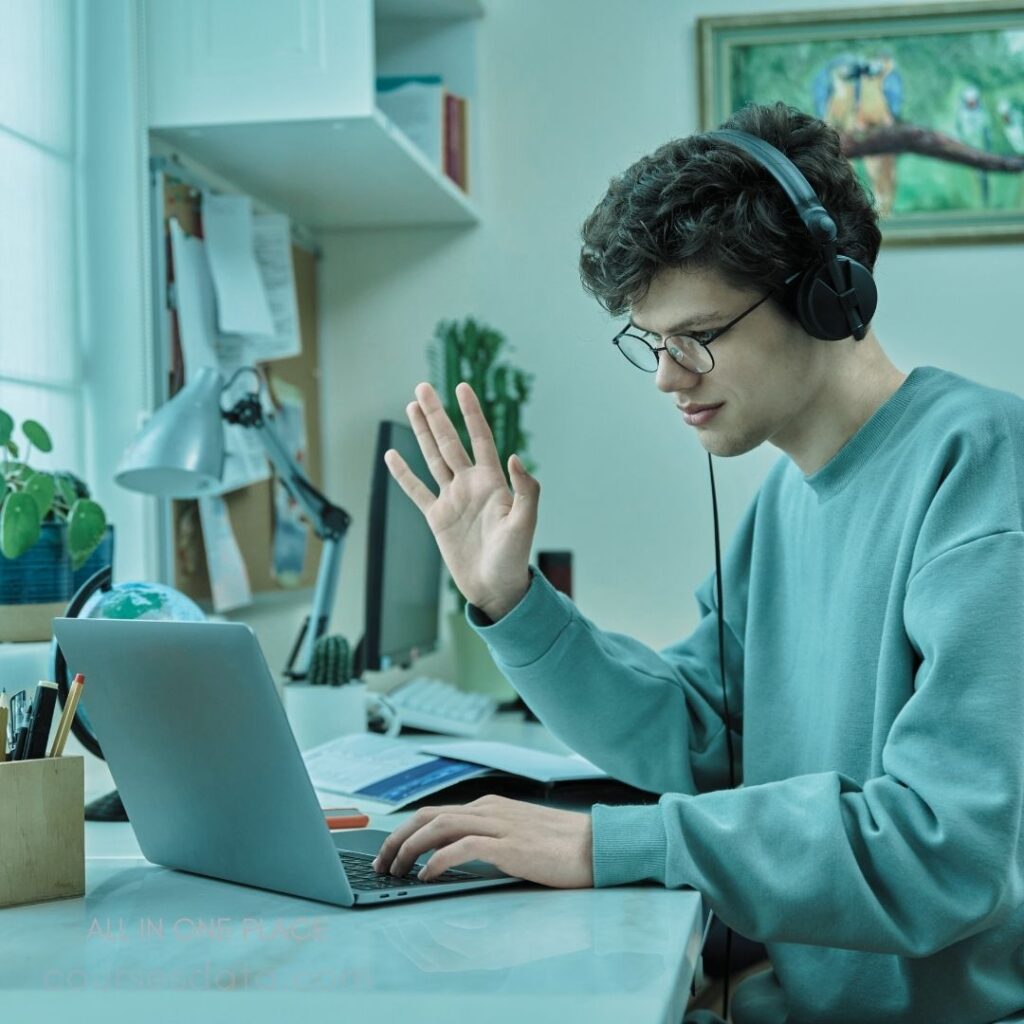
xmin=302 ymin=735 xmax=608 ymax=812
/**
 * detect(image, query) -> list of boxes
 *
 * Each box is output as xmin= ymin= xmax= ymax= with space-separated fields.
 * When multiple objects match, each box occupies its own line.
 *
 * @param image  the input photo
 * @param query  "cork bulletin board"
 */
xmin=159 ymin=174 xmax=324 ymax=602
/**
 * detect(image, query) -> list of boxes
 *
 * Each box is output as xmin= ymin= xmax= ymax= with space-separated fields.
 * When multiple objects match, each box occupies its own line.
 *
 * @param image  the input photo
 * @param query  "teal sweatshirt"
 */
xmin=467 ymin=367 xmax=1024 ymax=1024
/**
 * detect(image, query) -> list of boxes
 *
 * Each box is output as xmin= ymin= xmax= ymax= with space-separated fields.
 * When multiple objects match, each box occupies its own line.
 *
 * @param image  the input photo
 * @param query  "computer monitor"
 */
xmin=361 ymin=420 xmax=443 ymax=672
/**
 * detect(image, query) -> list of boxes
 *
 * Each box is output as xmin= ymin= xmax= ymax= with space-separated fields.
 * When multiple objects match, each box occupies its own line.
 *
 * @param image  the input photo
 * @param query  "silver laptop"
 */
xmin=53 ymin=617 xmax=521 ymax=907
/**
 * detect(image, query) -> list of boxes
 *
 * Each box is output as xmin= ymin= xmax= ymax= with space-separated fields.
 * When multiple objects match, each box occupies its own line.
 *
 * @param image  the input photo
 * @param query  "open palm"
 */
xmin=384 ymin=382 xmax=538 ymax=622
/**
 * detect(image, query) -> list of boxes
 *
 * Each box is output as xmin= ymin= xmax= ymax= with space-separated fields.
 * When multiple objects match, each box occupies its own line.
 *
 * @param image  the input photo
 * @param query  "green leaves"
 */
xmin=22 ymin=419 xmax=52 ymax=453
xmin=24 ymin=472 xmax=55 ymax=520
xmin=54 ymin=473 xmax=78 ymax=508
xmin=67 ymin=499 xmax=106 ymax=570
xmin=0 ymin=413 xmax=108 ymax=568
xmin=0 ymin=490 xmax=42 ymax=559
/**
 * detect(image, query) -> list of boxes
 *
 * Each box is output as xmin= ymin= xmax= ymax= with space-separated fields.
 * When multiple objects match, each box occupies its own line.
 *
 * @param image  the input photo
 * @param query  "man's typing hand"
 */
xmin=372 ymin=794 xmax=594 ymax=889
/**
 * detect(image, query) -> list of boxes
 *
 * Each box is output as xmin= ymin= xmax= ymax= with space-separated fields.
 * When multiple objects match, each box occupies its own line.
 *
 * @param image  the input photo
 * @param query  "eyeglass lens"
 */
xmin=616 ymin=333 xmax=713 ymax=374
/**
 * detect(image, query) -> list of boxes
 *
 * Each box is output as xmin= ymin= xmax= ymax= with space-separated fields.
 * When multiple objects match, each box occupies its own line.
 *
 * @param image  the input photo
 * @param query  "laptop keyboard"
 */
xmin=339 ymin=850 xmax=479 ymax=890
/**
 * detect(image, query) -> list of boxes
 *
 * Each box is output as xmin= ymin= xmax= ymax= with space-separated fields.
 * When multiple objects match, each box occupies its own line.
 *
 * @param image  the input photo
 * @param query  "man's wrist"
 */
xmin=477 ymin=576 xmax=531 ymax=623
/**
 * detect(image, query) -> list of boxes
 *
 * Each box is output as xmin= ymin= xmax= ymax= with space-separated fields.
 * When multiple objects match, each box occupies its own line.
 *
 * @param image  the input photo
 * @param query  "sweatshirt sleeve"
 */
xmin=592 ymin=533 xmax=1024 ymax=958
xmin=465 ymin=499 xmax=756 ymax=797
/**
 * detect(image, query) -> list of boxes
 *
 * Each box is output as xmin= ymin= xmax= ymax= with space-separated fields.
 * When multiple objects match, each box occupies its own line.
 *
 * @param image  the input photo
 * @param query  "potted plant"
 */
xmin=428 ymin=317 xmax=535 ymax=698
xmin=0 ymin=410 xmax=109 ymax=641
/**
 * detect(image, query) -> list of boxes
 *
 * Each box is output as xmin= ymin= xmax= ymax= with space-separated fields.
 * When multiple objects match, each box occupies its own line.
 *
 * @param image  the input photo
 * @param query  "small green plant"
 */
xmin=0 ymin=409 xmax=107 ymax=570
xmin=428 ymin=317 xmax=535 ymax=609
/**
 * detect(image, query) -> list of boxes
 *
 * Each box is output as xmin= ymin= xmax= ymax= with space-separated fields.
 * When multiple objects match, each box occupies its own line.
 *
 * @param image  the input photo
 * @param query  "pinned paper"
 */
xmin=169 ymin=218 xmax=270 ymax=494
xmin=202 ymin=193 xmax=274 ymax=335
xmin=197 ymin=495 xmax=252 ymax=612
xmin=246 ymin=213 xmax=302 ymax=360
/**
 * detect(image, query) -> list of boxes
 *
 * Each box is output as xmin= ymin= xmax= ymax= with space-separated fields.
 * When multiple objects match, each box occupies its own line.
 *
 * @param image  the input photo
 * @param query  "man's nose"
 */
xmin=655 ymin=353 xmax=701 ymax=393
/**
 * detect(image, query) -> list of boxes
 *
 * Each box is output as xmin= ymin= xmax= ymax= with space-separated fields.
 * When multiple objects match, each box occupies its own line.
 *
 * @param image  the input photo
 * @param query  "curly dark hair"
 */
xmin=579 ymin=102 xmax=881 ymax=316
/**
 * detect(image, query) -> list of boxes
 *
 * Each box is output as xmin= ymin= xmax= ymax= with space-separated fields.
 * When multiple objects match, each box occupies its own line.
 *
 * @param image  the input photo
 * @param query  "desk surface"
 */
xmin=2 ymin=712 xmax=703 ymax=1024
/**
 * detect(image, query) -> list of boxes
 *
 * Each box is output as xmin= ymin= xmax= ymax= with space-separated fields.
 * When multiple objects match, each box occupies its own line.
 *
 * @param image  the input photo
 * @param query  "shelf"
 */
xmin=151 ymin=111 xmax=478 ymax=230
xmin=376 ymin=0 xmax=483 ymax=19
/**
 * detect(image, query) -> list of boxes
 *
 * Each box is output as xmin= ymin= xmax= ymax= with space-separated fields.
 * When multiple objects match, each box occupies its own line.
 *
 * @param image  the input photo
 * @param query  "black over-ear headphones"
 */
xmin=707 ymin=128 xmax=878 ymax=342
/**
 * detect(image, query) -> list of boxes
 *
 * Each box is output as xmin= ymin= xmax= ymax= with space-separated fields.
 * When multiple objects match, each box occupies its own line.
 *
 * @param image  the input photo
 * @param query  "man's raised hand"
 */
xmin=383 ymin=381 xmax=539 ymax=622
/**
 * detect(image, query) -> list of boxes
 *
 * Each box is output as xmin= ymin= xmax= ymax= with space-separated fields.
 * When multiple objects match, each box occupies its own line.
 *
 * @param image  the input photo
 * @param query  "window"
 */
xmin=0 ymin=0 xmax=82 ymax=475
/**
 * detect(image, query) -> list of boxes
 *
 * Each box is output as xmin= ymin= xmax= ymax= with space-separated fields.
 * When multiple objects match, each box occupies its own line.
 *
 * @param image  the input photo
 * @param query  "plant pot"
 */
xmin=0 ymin=523 xmax=114 ymax=643
xmin=0 ymin=522 xmax=73 ymax=605
xmin=0 ymin=522 xmax=73 ymax=643
xmin=447 ymin=610 xmax=516 ymax=700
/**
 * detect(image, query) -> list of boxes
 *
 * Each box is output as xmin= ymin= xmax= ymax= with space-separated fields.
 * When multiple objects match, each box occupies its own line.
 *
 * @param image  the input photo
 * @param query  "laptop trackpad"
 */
xmin=333 ymin=829 xmax=511 ymax=879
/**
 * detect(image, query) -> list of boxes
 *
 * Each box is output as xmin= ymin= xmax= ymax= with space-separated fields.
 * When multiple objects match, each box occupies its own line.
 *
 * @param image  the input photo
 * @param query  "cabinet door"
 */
xmin=145 ymin=0 xmax=375 ymax=128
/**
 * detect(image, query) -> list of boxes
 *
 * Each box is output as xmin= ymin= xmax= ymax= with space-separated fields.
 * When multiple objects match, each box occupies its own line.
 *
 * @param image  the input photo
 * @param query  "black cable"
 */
xmin=707 ymin=452 xmax=736 ymax=1020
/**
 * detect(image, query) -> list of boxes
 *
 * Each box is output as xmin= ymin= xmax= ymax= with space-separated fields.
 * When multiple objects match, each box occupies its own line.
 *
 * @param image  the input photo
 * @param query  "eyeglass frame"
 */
xmin=611 ymin=289 xmax=776 ymax=375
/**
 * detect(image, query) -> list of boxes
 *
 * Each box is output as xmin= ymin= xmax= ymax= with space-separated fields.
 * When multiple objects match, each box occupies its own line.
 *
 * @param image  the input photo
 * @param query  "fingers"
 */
xmin=374 ymin=806 xmax=499 ymax=878
xmin=372 ymin=803 xmax=463 ymax=873
xmin=405 ymin=401 xmax=453 ymax=488
xmin=419 ymin=835 xmax=501 ymax=882
xmin=414 ymin=382 xmax=472 ymax=473
xmin=455 ymin=382 xmax=501 ymax=471
xmin=383 ymin=448 xmax=435 ymax=515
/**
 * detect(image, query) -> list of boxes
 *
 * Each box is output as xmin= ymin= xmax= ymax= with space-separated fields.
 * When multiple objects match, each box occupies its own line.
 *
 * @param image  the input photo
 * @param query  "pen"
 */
xmin=0 ymin=692 xmax=8 ymax=764
xmin=6 ymin=690 xmax=27 ymax=760
xmin=49 ymin=673 xmax=85 ymax=758
xmin=12 ymin=724 xmax=29 ymax=761
xmin=24 ymin=681 xmax=59 ymax=760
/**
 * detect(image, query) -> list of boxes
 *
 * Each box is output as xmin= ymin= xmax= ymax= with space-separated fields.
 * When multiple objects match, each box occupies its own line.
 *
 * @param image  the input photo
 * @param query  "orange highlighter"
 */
xmin=323 ymin=807 xmax=369 ymax=830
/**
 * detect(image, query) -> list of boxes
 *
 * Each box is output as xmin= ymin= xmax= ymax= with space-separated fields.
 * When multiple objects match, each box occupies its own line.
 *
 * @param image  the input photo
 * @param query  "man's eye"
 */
xmin=688 ymin=330 xmax=718 ymax=345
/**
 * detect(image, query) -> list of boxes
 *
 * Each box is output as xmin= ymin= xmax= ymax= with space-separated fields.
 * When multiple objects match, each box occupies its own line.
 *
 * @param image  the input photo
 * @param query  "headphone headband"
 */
xmin=704 ymin=127 xmax=877 ymax=341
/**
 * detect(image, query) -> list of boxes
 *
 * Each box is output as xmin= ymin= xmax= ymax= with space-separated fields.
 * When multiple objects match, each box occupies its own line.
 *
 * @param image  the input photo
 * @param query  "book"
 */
xmin=376 ymin=75 xmax=469 ymax=194
xmin=302 ymin=734 xmax=653 ymax=814
xmin=444 ymin=92 xmax=469 ymax=192
xmin=376 ymin=75 xmax=445 ymax=172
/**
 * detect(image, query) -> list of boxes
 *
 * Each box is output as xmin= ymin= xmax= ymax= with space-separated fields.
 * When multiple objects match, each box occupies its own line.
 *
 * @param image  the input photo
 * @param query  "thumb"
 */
xmin=508 ymin=454 xmax=540 ymax=506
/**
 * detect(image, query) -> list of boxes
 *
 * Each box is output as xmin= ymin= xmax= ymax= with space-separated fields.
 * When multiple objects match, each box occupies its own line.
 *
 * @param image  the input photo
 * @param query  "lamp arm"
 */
xmin=224 ymin=393 xmax=351 ymax=680
xmin=225 ymin=394 xmax=351 ymax=540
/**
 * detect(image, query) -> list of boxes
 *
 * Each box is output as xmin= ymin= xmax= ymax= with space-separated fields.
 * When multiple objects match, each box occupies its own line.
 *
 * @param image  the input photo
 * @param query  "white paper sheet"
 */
xmin=417 ymin=740 xmax=607 ymax=783
xmin=201 ymin=192 xmax=274 ymax=335
xmin=168 ymin=218 xmax=270 ymax=494
xmin=244 ymin=213 xmax=302 ymax=360
xmin=197 ymin=494 xmax=252 ymax=612
xmin=302 ymin=733 xmax=490 ymax=810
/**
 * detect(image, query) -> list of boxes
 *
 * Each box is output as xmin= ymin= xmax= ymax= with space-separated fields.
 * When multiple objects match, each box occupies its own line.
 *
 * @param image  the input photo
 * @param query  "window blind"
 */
xmin=0 ymin=0 xmax=82 ymax=474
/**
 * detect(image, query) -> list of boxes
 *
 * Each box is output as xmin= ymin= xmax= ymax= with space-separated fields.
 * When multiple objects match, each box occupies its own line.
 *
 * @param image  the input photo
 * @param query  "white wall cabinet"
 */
xmin=143 ymin=0 xmax=482 ymax=228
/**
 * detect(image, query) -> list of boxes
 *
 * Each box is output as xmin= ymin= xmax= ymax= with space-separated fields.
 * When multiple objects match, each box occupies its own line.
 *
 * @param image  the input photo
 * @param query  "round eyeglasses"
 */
xmin=612 ymin=291 xmax=774 ymax=374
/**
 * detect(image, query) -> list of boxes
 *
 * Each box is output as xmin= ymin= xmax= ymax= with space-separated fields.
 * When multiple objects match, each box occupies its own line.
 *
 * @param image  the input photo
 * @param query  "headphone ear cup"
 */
xmin=795 ymin=256 xmax=878 ymax=341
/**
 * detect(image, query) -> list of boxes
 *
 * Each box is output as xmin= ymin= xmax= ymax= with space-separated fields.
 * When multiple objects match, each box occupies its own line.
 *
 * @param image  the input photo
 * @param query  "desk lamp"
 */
xmin=115 ymin=365 xmax=351 ymax=680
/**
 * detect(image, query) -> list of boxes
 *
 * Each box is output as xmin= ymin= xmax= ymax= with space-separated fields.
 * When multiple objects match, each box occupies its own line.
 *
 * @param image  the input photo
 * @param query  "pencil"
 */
xmin=49 ymin=673 xmax=85 ymax=758
xmin=0 ymin=692 xmax=8 ymax=764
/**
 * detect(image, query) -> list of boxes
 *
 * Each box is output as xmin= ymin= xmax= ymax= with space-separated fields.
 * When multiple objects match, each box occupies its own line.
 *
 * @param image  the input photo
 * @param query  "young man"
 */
xmin=373 ymin=103 xmax=1024 ymax=1024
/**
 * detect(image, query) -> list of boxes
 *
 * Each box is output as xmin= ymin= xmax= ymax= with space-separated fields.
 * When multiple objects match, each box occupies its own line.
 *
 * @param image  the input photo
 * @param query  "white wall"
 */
xmin=259 ymin=0 xmax=1024 ymax=673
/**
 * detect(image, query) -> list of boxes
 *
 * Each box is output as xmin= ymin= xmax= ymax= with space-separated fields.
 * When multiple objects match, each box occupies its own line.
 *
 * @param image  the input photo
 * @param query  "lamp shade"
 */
xmin=115 ymin=367 xmax=226 ymax=497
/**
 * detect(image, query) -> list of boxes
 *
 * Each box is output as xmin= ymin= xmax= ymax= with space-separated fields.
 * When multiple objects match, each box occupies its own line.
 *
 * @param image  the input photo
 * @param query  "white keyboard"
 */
xmin=386 ymin=677 xmax=498 ymax=737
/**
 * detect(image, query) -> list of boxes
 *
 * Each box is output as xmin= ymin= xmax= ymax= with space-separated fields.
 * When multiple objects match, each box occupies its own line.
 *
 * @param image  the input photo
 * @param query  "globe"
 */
xmin=57 ymin=581 xmax=206 ymax=755
xmin=81 ymin=581 xmax=206 ymax=623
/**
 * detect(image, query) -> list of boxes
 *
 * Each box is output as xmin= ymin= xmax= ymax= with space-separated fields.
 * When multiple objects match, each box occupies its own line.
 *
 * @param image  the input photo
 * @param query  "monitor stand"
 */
xmin=85 ymin=789 xmax=129 ymax=822
xmin=497 ymin=695 xmax=538 ymax=722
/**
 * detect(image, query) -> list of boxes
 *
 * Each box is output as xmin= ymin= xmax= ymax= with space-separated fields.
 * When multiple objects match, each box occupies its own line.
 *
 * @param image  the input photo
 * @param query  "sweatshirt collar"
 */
xmin=803 ymin=366 xmax=936 ymax=500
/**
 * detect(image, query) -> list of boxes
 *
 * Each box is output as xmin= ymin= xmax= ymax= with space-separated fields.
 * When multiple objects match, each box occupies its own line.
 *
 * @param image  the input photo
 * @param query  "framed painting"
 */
xmin=698 ymin=2 xmax=1024 ymax=244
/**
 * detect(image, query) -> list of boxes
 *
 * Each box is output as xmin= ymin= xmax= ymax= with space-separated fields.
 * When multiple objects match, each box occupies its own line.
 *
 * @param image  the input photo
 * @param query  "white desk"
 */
xmin=2 ymin=712 xmax=705 ymax=1024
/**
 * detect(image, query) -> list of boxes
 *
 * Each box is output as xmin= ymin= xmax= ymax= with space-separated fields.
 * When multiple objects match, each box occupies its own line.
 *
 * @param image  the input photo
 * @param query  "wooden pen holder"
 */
xmin=0 ymin=756 xmax=84 ymax=908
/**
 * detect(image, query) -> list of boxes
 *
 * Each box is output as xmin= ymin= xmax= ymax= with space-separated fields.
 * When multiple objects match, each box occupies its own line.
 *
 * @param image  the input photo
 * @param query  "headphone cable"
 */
xmin=707 ymin=451 xmax=736 ymax=1019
